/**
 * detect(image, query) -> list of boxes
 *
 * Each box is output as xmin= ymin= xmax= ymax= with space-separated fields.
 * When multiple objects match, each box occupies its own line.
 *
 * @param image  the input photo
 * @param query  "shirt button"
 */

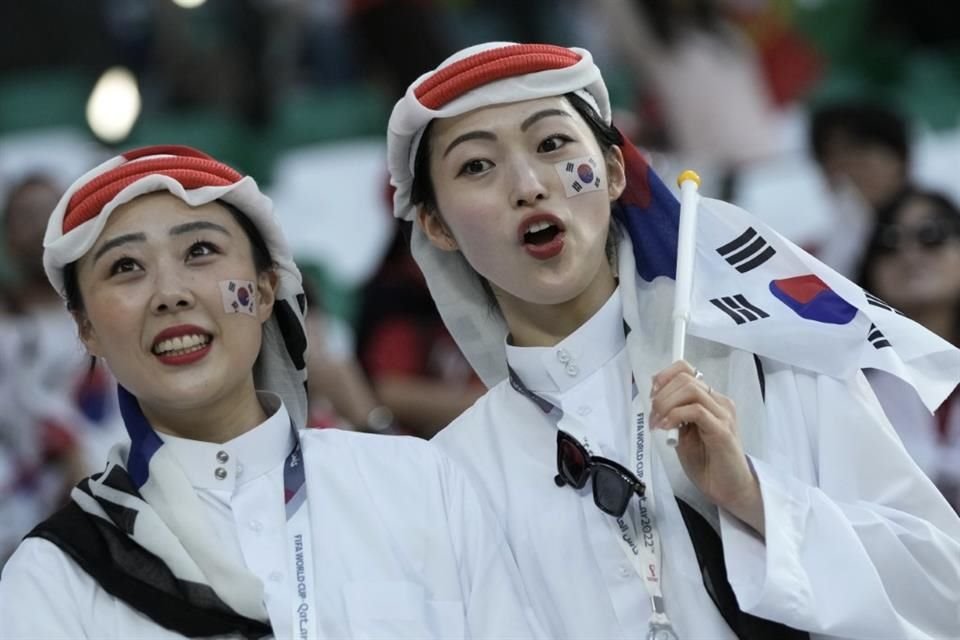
xmin=236 ymin=462 xmax=244 ymax=477
xmin=216 ymin=450 xmax=229 ymax=464
xmin=214 ymin=467 xmax=228 ymax=480
xmin=618 ymin=565 xmax=632 ymax=578
xmin=556 ymin=348 xmax=571 ymax=364
xmin=577 ymin=405 xmax=592 ymax=416
xmin=269 ymin=571 xmax=283 ymax=583
xmin=565 ymin=363 xmax=579 ymax=377
xmin=248 ymin=520 xmax=263 ymax=533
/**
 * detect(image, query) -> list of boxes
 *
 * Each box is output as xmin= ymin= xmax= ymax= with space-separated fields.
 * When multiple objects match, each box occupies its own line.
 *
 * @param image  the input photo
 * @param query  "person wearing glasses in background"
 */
xmin=386 ymin=41 xmax=960 ymax=639
xmin=857 ymin=187 xmax=960 ymax=512
xmin=0 ymin=145 xmax=538 ymax=639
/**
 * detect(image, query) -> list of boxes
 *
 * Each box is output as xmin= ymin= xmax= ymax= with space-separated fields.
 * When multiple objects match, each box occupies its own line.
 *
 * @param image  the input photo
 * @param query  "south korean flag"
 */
xmin=684 ymin=198 xmax=960 ymax=412
xmin=555 ymin=156 xmax=603 ymax=198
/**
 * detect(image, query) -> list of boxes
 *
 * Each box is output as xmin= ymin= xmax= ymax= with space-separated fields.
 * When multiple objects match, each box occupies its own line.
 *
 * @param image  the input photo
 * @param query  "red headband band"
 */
xmin=414 ymin=44 xmax=582 ymax=110
xmin=63 ymin=145 xmax=243 ymax=234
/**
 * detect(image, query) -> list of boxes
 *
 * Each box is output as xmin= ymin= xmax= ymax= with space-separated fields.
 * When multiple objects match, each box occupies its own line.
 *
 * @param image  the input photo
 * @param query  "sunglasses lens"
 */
xmin=592 ymin=466 xmax=631 ymax=517
xmin=558 ymin=437 xmax=589 ymax=488
xmin=917 ymin=223 xmax=948 ymax=249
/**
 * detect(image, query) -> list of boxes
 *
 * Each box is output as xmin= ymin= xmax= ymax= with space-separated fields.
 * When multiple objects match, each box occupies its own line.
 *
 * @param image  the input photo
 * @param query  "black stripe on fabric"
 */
xmin=675 ymin=499 xmax=809 ymax=640
xmin=734 ymin=246 xmax=776 ymax=273
xmin=98 ymin=499 xmax=139 ymax=536
xmin=725 ymin=236 xmax=767 ymax=268
xmin=734 ymin=294 xmax=769 ymax=318
xmin=27 ymin=502 xmax=272 ymax=639
xmin=716 ymin=228 xmax=758 ymax=257
xmin=273 ymin=299 xmax=307 ymax=370
xmin=753 ymin=354 xmax=766 ymax=402
xmin=868 ymin=328 xmax=884 ymax=341
xmin=872 ymin=340 xmax=892 ymax=349
xmin=101 ymin=465 xmax=142 ymax=498
xmin=710 ymin=298 xmax=746 ymax=325
xmin=722 ymin=296 xmax=758 ymax=322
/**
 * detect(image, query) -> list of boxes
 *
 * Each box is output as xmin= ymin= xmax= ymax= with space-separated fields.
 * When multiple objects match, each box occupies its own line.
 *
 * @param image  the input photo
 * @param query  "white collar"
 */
xmin=506 ymin=287 xmax=625 ymax=394
xmin=157 ymin=392 xmax=293 ymax=491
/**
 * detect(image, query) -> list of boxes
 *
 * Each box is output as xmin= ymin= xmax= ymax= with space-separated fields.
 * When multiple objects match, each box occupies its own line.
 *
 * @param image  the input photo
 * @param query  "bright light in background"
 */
xmin=86 ymin=67 xmax=142 ymax=144
xmin=171 ymin=0 xmax=207 ymax=8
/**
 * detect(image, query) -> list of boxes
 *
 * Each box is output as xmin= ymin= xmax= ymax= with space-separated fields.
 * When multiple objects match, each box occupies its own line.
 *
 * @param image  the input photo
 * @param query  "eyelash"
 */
xmin=106 ymin=240 xmax=220 ymax=277
xmin=457 ymin=133 xmax=576 ymax=176
xmin=538 ymin=133 xmax=573 ymax=152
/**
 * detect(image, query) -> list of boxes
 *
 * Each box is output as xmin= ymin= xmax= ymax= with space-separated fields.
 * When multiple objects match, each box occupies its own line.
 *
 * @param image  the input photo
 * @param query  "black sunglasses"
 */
xmin=554 ymin=430 xmax=645 ymax=518
xmin=875 ymin=219 xmax=959 ymax=255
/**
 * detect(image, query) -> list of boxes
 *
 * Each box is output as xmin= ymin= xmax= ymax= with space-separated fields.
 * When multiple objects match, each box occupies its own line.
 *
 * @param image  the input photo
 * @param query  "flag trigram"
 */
xmin=716 ymin=227 xmax=777 ymax=273
xmin=709 ymin=294 xmax=770 ymax=325
xmin=865 ymin=291 xmax=905 ymax=316
xmin=868 ymin=323 xmax=891 ymax=349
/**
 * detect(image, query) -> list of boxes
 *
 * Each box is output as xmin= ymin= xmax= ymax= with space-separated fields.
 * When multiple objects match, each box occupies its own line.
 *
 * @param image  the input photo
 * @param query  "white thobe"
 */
xmin=434 ymin=287 xmax=960 ymax=640
xmin=0 ymin=400 xmax=539 ymax=639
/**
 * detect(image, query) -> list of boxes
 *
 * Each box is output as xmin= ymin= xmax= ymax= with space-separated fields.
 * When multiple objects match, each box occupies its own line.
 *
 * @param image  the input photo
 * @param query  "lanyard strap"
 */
xmin=284 ymin=433 xmax=318 ymax=640
xmin=508 ymin=363 xmax=678 ymax=637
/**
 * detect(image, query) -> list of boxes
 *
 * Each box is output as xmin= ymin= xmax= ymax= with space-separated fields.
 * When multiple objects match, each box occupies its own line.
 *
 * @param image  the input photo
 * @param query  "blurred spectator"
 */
xmin=300 ymin=267 xmax=398 ymax=433
xmin=347 ymin=0 xmax=452 ymax=99
xmin=809 ymin=100 xmax=911 ymax=277
xmin=0 ymin=173 xmax=121 ymax=566
xmin=857 ymin=186 xmax=960 ymax=512
xmin=596 ymin=0 xmax=779 ymax=175
xmin=355 ymin=222 xmax=484 ymax=439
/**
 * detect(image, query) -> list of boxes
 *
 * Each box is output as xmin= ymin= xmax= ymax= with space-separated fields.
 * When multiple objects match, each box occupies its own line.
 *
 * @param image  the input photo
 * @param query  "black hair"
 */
xmin=810 ymin=102 xmax=910 ymax=166
xmin=856 ymin=186 xmax=960 ymax=341
xmin=62 ymin=199 xmax=274 ymax=313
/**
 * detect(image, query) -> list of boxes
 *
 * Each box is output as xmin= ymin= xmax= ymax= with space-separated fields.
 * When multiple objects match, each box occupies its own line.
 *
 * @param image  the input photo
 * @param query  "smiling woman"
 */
xmin=0 ymin=145 xmax=539 ymax=639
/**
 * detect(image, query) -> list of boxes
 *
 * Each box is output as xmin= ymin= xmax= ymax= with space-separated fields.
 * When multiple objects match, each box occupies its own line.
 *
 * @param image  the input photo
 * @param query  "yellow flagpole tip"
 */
xmin=677 ymin=170 xmax=701 ymax=188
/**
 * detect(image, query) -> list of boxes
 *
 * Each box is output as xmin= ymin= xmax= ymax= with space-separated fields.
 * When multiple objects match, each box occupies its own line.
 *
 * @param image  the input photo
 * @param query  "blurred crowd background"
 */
xmin=1 ymin=0 xmax=959 ymax=567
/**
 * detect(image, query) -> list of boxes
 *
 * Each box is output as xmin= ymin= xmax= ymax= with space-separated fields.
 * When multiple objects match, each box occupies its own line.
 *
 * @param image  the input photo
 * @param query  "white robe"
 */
xmin=0 ymin=402 xmax=539 ymax=639
xmin=434 ymin=286 xmax=960 ymax=640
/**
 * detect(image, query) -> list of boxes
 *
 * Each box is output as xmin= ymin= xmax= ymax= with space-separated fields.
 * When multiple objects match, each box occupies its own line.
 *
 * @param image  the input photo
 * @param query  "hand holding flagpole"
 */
xmin=665 ymin=170 xmax=702 ymax=447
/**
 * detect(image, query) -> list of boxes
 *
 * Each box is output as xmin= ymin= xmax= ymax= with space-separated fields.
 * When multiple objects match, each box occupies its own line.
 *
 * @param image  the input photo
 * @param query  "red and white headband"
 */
xmin=387 ymin=42 xmax=610 ymax=222
xmin=43 ymin=145 xmax=297 ymax=298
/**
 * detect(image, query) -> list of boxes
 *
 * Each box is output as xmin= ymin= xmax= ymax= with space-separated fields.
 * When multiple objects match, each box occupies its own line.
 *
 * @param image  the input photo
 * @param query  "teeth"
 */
xmin=526 ymin=221 xmax=554 ymax=234
xmin=154 ymin=334 xmax=210 ymax=355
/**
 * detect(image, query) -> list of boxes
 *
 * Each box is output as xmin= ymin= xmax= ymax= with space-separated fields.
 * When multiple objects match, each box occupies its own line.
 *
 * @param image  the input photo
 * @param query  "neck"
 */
xmin=904 ymin=304 xmax=959 ymax=345
xmin=498 ymin=265 xmax=617 ymax=348
xmin=140 ymin=380 xmax=269 ymax=444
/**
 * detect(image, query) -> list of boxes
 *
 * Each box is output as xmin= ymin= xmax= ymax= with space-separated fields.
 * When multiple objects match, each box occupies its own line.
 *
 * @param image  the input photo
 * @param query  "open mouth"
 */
xmin=523 ymin=220 xmax=563 ymax=246
xmin=152 ymin=333 xmax=212 ymax=357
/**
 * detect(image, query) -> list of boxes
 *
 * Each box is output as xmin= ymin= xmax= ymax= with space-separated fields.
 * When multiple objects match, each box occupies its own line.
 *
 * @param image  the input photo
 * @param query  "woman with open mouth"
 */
xmin=386 ymin=42 xmax=960 ymax=639
xmin=0 ymin=145 xmax=537 ymax=639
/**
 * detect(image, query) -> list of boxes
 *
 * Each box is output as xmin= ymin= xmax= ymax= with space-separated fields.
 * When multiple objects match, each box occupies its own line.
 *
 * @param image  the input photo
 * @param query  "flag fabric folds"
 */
xmin=614 ymin=160 xmax=960 ymax=413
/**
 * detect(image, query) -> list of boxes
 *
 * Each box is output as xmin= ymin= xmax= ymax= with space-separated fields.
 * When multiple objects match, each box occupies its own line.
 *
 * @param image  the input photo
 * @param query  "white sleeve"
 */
xmin=434 ymin=447 xmax=547 ymax=640
xmin=719 ymin=365 xmax=960 ymax=639
xmin=0 ymin=537 xmax=92 ymax=639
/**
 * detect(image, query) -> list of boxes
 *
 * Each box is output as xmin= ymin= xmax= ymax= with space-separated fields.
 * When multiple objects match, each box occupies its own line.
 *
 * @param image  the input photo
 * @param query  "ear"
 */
xmin=256 ymin=269 xmax=279 ymax=323
xmin=605 ymin=146 xmax=626 ymax=202
xmin=73 ymin=311 xmax=102 ymax=358
xmin=417 ymin=206 xmax=459 ymax=252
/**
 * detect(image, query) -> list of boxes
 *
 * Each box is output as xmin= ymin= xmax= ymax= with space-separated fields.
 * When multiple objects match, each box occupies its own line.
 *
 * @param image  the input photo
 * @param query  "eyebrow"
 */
xmin=169 ymin=220 xmax=232 ymax=237
xmin=92 ymin=232 xmax=147 ymax=263
xmin=443 ymin=131 xmax=497 ymax=158
xmin=442 ymin=109 xmax=573 ymax=158
xmin=520 ymin=109 xmax=570 ymax=132
xmin=92 ymin=220 xmax=232 ymax=263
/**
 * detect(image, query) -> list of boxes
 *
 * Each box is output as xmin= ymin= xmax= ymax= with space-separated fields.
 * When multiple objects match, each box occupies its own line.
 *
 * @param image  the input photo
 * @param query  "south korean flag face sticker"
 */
xmin=555 ymin=155 xmax=603 ymax=198
xmin=220 ymin=279 xmax=256 ymax=316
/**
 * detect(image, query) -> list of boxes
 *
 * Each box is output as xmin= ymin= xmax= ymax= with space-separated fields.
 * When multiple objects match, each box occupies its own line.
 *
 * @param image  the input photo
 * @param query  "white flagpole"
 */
xmin=666 ymin=170 xmax=701 ymax=447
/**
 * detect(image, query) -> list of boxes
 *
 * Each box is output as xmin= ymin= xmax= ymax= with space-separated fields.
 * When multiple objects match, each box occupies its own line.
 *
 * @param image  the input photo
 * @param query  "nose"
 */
xmin=509 ymin=159 xmax=550 ymax=208
xmin=150 ymin=270 xmax=196 ymax=315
